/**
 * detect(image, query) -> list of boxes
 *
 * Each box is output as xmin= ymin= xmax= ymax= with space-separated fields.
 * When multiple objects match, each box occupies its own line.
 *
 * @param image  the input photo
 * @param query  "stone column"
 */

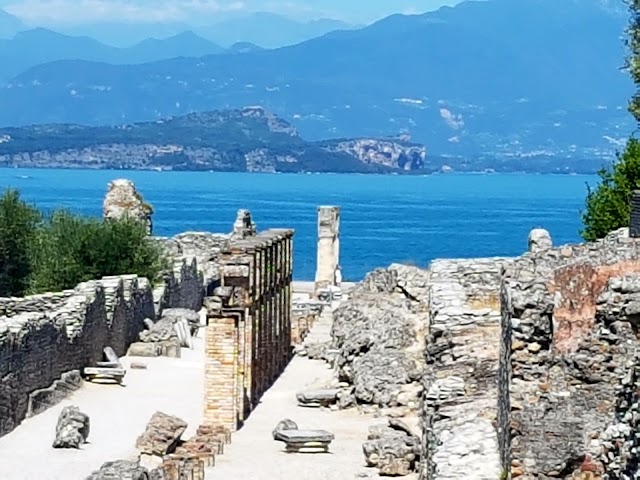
xmin=315 ymin=206 xmax=340 ymax=291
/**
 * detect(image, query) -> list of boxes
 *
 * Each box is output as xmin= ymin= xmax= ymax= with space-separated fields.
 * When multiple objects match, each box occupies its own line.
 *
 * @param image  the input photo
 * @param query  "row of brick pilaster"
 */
xmin=203 ymin=229 xmax=294 ymax=433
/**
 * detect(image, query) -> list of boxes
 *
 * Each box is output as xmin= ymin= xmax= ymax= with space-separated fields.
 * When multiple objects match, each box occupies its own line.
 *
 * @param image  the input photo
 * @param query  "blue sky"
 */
xmin=1 ymin=0 xmax=464 ymax=25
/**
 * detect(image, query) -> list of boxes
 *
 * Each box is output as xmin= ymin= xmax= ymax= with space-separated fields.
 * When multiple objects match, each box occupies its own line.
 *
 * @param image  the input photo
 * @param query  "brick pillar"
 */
xmin=204 ymin=316 xmax=239 ymax=432
xmin=631 ymin=190 xmax=640 ymax=238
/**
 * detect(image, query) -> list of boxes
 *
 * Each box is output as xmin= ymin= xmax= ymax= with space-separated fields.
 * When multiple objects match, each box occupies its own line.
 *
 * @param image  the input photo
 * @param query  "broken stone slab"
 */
xmin=85 ymin=460 xmax=149 ymax=480
xmin=296 ymin=389 xmax=340 ymax=407
xmin=128 ymin=342 xmax=161 ymax=357
xmin=52 ymin=405 xmax=90 ymax=449
xmin=276 ymin=430 xmax=335 ymax=454
xmin=83 ymin=367 xmax=126 ymax=384
xmin=272 ymin=418 xmax=298 ymax=439
xmin=136 ymin=412 xmax=188 ymax=456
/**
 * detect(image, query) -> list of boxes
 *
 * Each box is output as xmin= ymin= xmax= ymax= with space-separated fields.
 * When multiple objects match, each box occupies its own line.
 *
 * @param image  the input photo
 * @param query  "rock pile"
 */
xmin=103 ymin=179 xmax=153 ymax=234
xmin=52 ymin=405 xmax=90 ymax=449
xmin=363 ymin=419 xmax=420 ymax=476
xmin=330 ymin=264 xmax=428 ymax=409
xmin=128 ymin=308 xmax=201 ymax=358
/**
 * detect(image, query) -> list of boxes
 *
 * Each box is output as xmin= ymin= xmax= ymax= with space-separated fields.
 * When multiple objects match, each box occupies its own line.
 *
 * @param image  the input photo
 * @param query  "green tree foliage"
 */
xmin=29 ymin=210 xmax=168 ymax=293
xmin=0 ymin=188 xmax=168 ymax=296
xmin=581 ymin=0 xmax=640 ymax=240
xmin=581 ymin=139 xmax=640 ymax=241
xmin=0 ymin=189 xmax=41 ymax=296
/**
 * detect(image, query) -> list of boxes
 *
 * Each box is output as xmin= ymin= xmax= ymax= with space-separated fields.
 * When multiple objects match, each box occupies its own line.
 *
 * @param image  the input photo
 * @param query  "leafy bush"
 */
xmin=581 ymin=138 xmax=640 ymax=241
xmin=0 ymin=189 xmax=41 ymax=296
xmin=0 ymin=187 xmax=169 ymax=296
xmin=29 ymin=209 xmax=168 ymax=293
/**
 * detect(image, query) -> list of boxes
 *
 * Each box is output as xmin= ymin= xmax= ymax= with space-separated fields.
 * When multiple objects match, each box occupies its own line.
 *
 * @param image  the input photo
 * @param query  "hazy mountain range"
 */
xmin=0 ymin=9 xmax=357 ymax=48
xmin=0 ymin=0 xmax=635 ymax=166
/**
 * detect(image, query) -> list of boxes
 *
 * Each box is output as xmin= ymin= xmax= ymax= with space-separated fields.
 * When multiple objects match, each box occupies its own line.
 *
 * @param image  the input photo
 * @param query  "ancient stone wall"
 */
xmin=0 ymin=256 xmax=204 ymax=438
xmin=421 ymin=258 xmax=510 ymax=480
xmin=499 ymin=228 xmax=640 ymax=479
xmin=204 ymin=228 xmax=294 ymax=432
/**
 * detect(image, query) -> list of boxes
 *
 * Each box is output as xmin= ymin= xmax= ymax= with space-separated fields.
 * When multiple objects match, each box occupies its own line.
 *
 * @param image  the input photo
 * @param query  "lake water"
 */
xmin=0 ymin=169 xmax=599 ymax=281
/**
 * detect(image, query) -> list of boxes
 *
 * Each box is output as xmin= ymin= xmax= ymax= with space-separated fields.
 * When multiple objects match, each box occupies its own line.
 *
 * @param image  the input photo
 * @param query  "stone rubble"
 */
xmin=330 ymin=264 xmax=428 ymax=410
xmin=363 ymin=419 xmax=421 ymax=477
xmin=52 ymin=405 xmax=90 ymax=449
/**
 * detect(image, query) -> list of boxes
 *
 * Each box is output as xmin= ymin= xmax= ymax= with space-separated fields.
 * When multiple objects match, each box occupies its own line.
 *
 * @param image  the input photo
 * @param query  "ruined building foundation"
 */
xmin=315 ymin=206 xmax=340 ymax=291
xmin=203 ymin=228 xmax=294 ymax=432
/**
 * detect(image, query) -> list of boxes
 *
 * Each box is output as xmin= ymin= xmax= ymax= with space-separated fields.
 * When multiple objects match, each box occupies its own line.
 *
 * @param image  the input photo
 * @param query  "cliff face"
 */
xmin=0 ymin=108 xmax=426 ymax=174
xmin=321 ymin=139 xmax=426 ymax=170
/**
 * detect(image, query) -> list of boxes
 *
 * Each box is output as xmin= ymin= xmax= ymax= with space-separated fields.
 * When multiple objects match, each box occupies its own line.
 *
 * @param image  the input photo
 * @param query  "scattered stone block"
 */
xmin=272 ymin=418 xmax=298 ymax=439
xmin=128 ymin=342 xmax=161 ymax=357
xmin=85 ymin=460 xmax=149 ymax=480
xmin=159 ymin=339 xmax=181 ymax=358
xmin=275 ymin=430 xmax=335 ymax=453
xmin=52 ymin=405 xmax=90 ymax=449
xmin=196 ymin=424 xmax=232 ymax=445
xmin=296 ymin=389 xmax=339 ymax=407
xmin=136 ymin=412 xmax=188 ymax=457
xmin=130 ymin=362 xmax=148 ymax=370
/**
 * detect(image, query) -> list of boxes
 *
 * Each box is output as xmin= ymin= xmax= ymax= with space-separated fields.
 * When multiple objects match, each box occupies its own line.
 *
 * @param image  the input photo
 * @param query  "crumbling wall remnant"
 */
xmin=499 ymin=229 xmax=640 ymax=479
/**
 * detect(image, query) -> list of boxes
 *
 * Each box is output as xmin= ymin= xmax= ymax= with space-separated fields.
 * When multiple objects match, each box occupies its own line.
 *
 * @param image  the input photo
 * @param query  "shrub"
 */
xmin=581 ymin=138 xmax=640 ymax=241
xmin=29 ymin=209 xmax=168 ymax=293
xmin=0 ymin=189 xmax=41 ymax=296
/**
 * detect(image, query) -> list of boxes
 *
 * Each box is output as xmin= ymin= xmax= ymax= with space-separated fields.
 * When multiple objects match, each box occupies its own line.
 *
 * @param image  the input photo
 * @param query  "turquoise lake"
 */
xmin=0 ymin=169 xmax=599 ymax=281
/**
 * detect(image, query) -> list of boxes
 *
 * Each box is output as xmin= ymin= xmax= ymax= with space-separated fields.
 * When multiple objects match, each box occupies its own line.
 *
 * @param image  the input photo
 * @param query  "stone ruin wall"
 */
xmin=0 ymin=251 xmax=209 ymax=439
xmin=422 ymin=257 xmax=511 ymax=480
xmin=204 ymin=229 xmax=294 ymax=432
xmin=499 ymin=229 xmax=640 ymax=479
xmin=416 ymin=229 xmax=639 ymax=480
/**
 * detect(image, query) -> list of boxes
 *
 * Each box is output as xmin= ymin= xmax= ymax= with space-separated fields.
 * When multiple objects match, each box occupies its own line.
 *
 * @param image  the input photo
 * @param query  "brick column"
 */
xmin=204 ymin=315 xmax=239 ymax=432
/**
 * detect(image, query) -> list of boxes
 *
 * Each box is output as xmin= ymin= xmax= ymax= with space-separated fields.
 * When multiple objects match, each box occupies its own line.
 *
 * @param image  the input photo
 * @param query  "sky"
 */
xmin=1 ymin=0 xmax=464 ymax=26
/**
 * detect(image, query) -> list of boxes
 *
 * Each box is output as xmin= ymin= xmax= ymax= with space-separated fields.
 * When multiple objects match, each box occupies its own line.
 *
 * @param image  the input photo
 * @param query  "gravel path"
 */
xmin=208 ymin=357 xmax=379 ymax=480
xmin=208 ymin=301 xmax=382 ymax=480
xmin=0 ymin=340 xmax=205 ymax=480
xmin=0 ymin=291 xmax=383 ymax=480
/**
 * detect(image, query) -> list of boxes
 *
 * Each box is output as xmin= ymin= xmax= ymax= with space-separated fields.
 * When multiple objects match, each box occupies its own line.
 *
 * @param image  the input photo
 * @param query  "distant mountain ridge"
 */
xmin=0 ymin=8 xmax=23 ymax=38
xmin=0 ymin=108 xmax=427 ymax=173
xmin=23 ymin=12 xmax=358 ymax=49
xmin=0 ymin=0 xmax=633 ymax=164
xmin=0 ymin=28 xmax=225 ymax=81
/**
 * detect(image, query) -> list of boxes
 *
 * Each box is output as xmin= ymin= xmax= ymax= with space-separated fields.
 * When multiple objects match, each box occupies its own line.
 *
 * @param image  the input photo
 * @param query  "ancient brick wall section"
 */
xmin=499 ymin=228 xmax=640 ymax=479
xmin=0 ymin=257 xmax=204 ymax=438
xmin=204 ymin=228 xmax=294 ymax=432
xmin=421 ymin=258 xmax=510 ymax=480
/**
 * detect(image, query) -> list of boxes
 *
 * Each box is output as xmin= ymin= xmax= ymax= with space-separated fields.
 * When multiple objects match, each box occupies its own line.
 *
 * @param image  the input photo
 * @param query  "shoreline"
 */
xmin=0 ymin=166 xmax=603 ymax=177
